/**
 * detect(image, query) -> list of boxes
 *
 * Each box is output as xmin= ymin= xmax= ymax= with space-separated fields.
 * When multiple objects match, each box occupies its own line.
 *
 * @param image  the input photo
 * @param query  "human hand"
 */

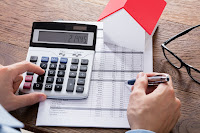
xmin=0 ymin=61 xmax=46 ymax=111
xmin=127 ymin=72 xmax=181 ymax=133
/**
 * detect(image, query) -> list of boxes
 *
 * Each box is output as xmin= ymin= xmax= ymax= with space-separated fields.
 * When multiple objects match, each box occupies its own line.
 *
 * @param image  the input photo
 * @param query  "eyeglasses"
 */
xmin=161 ymin=24 xmax=200 ymax=84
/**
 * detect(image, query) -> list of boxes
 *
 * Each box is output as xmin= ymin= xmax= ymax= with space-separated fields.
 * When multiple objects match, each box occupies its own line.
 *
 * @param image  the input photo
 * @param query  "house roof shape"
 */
xmin=98 ymin=0 xmax=166 ymax=35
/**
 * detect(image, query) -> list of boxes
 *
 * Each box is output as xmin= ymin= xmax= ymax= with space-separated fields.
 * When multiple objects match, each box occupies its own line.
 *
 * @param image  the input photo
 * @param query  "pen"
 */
xmin=125 ymin=74 xmax=170 ymax=86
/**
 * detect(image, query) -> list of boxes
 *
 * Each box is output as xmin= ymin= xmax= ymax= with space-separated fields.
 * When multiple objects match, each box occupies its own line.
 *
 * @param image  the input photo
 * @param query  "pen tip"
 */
xmin=166 ymin=76 xmax=170 ymax=81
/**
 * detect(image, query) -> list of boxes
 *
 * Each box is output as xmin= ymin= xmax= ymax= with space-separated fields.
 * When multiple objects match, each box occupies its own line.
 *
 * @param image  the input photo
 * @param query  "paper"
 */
xmin=36 ymin=21 xmax=153 ymax=128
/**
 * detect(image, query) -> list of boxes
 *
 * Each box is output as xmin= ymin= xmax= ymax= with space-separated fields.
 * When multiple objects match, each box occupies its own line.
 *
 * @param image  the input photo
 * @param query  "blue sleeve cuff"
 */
xmin=126 ymin=129 xmax=155 ymax=133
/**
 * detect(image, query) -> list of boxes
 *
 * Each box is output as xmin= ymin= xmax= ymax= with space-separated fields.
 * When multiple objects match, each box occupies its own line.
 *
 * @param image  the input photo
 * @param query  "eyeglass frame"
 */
xmin=161 ymin=24 xmax=200 ymax=84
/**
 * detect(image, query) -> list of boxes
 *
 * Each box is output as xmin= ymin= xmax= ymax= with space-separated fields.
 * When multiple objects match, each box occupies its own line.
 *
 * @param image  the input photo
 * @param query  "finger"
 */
xmin=146 ymin=72 xmax=169 ymax=77
xmin=146 ymin=86 xmax=157 ymax=94
xmin=13 ymin=75 xmax=23 ymax=93
xmin=131 ymin=86 xmax=134 ymax=91
xmin=8 ymin=61 xmax=44 ymax=77
xmin=13 ymin=93 xmax=46 ymax=109
xmin=150 ymin=82 xmax=168 ymax=95
xmin=146 ymin=72 xmax=160 ymax=77
xmin=147 ymin=73 xmax=173 ymax=85
xmin=132 ymin=72 xmax=148 ymax=94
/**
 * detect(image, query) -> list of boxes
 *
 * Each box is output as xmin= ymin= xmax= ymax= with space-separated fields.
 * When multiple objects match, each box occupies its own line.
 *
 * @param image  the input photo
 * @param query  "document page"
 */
xmin=36 ymin=21 xmax=153 ymax=128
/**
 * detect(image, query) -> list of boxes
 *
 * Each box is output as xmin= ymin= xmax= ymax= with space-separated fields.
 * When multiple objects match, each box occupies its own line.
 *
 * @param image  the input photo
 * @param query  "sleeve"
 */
xmin=0 ymin=104 xmax=24 ymax=133
xmin=126 ymin=129 xmax=155 ymax=133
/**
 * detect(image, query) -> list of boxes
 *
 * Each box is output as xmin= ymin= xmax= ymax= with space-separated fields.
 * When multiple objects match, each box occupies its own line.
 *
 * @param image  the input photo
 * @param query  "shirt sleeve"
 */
xmin=0 ymin=104 xmax=24 ymax=133
xmin=126 ymin=129 xmax=155 ymax=133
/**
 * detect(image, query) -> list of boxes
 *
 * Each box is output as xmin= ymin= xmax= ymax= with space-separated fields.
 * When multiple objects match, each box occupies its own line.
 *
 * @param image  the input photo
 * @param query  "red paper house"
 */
xmin=98 ymin=0 xmax=166 ymax=51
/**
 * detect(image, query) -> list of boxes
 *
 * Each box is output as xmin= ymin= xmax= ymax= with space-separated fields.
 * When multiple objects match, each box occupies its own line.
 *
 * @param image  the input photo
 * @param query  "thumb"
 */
xmin=13 ymin=93 xmax=46 ymax=109
xmin=132 ymin=72 xmax=148 ymax=94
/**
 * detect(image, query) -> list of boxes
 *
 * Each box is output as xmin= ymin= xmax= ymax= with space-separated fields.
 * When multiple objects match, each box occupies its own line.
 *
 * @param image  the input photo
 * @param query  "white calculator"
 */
xmin=19 ymin=22 xmax=97 ymax=99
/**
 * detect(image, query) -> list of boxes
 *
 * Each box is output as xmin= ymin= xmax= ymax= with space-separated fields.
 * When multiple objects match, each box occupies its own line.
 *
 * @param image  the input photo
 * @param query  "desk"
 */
xmin=0 ymin=0 xmax=199 ymax=132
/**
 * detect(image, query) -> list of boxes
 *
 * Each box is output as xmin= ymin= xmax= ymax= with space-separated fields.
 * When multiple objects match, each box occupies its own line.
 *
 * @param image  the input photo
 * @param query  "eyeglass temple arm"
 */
xmin=163 ymin=24 xmax=200 ymax=45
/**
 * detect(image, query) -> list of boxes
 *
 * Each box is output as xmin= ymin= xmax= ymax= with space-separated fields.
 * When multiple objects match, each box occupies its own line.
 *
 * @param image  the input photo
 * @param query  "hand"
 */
xmin=127 ymin=72 xmax=181 ymax=133
xmin=0 ymin=61 xmax=47 ymax=111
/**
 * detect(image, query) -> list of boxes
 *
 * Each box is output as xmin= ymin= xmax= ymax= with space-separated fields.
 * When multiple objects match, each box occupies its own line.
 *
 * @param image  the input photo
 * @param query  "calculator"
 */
xmin=19 ymin=22 xmax=97 ymax=99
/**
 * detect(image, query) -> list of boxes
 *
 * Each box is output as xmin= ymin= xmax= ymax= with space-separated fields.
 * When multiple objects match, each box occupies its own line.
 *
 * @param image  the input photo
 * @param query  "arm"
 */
xmin=127 ymin=72 xmax=181 ymax=133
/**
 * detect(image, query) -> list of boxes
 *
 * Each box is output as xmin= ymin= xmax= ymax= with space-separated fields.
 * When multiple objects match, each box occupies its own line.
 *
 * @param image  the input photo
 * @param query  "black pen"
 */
xmin=125 ymin=74 xmax=170 ymax=86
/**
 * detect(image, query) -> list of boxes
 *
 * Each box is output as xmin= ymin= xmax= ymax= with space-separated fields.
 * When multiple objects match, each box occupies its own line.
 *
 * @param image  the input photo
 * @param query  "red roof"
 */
xmin=98 ymin=0 xmax=166 ymax=35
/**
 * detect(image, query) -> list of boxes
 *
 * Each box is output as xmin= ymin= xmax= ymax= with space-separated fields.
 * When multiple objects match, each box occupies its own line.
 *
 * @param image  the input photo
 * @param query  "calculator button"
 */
xmin=70 ymin=65 xmax=78 ymax=71
xmin=23 ymin=82 xmax=32 ymax=89
xmin=77 ymin=79 xmax=85 ymax=85
xmin=49 ymin=63 xmax=57 ymax=70
xmin=60 ymin=58 xmax=68 ymax=64
xmin=46 ymin=77 xmax=54 ymax=83
xmin=56 ymin=78 xmax=64 ymax=84
xmin=30 ymin=56 xmax=38 ymax=62
xmin=57 ymin=71 xmax=65 ymax=77
xmin=81 ymin=59 xmax=89 ymax=65
xmin=37 ymin=76 xmax=44 ymax=83
xmin=45 ymin=84 xmax=53 ymax=91
xmin=40 ymin=63 xmax=48 ymax=69
xmin=55 ymin=85 xmax=62 ymax=91
xmin=51 ymin=57 xmax=58 ymax=63
xmin=59 ymin=64 xmax=66 ymax=70
xmin=27 ymin=72 xmax=34 ymax=75
xmin=80 ymin=65 xmax=87 ymax=72
xmin=71 ymin=59 xmax=79 ymax=64
xmin=79 ymin=72 xmax=86 ymax=79
xmin=69 ymin=72 xmax=77 ymax=78
xmin=76 ymin=86 xmax=84 ymax=93
xmin=33 ymin=83 xmax=43 ymax=90
xmin=66 ymin=78 xmax=75 ymax=92
xmin=48 ymin=70 xmax=56 ymax=76
xmin=25 ymin=75 xmax=33 ymax=82
xmin=41 ymin=57 xmax=49 ymax=62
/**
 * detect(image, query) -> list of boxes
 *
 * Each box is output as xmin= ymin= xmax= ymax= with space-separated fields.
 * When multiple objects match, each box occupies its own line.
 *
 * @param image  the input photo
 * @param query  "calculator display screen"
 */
xmin=38 ymin=31 xmax=88 ymax=44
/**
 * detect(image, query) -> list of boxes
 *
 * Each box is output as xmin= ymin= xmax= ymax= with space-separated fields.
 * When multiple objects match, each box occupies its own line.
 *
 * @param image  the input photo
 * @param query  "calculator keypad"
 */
xmin=67 ymin=78 xmax=75 ymax=92
xmin=33 ymin=83 xmax=43 ymax=90
xmin=49 ymin=63 xmax=57 ymax=70
xmin=55 ymin=85 xmax=62 ymax=91
xmin=59 ymin=64 xmax=66 ymax=70
xmin=23 ymin=82 xmax=32 ymax=89
xmin=37 ymin=76 xmax=44 ymax=83
xmin=41 ymin=57 xmax=49 ymax=62
xmin=22 ymin=56 xmax=90 ymax=96
xmin=56 ymin=78 xmax=64 ymax=84
xmin=40 ymin=63 xmax=48 ymax=69
xmin=46 ymin=77 xmax=54 ymax=83
xmin=45 ymin=84 xmax=53 ymax=91
xmin=30 ymin=56 xmax=38 ymax=62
